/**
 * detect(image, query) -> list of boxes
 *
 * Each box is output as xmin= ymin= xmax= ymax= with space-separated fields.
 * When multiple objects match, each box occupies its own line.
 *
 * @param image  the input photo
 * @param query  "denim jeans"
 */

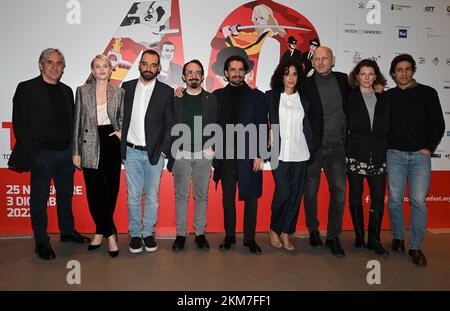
xmin=124 ymin=147 xmax=164 ymax=238
xmin=387 ymin=149 xmax=431 ymax=250
xmin=304 ymin=141 xmax=347 ymax=239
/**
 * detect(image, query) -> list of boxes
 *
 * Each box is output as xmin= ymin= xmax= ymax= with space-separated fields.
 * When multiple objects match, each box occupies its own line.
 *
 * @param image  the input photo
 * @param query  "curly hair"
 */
xmin=270 ymin=60 xmax=302 ymax=92
xmin=348 ymin=59 xmax=387 ymax=89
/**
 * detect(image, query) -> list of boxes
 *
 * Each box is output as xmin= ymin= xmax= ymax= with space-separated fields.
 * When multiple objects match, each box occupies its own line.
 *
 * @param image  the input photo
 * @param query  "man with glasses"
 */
xmin=300 ymin=38 xmax=319 ymax=78
xmin=167 ymin=60 xmax=218 ymax=251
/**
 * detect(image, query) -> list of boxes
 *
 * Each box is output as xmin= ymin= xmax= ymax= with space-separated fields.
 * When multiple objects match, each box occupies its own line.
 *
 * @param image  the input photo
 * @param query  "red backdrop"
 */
xmin=1 ymin=168 xmax=449 ymax=234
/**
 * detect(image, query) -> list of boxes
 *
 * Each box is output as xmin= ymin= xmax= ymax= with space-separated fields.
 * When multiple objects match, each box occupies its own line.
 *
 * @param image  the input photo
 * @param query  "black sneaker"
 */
xmin=143 ymin=235 xmax=158 ymax=252
xmin=129 ymin=237 xmax=143 ymax=254
xmin=195 ymin=234 xmax=210 ymax=250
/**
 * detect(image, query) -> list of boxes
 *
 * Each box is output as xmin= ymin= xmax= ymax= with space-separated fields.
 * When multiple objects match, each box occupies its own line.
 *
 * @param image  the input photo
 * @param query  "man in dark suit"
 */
xmin=9 ymin=48 xmax=90 ymax=260
xmin=213 ymin=55 xmax=267 ymax=255
xmin=302 ymin=46 xmax=350 ymax=257
xmin=121 ymin=49 xmax=174 ymax=254
xmin=280 ymin=36 xmax=302 ymax=65
xmin=300 ymin=38 xmax=319 ymax=78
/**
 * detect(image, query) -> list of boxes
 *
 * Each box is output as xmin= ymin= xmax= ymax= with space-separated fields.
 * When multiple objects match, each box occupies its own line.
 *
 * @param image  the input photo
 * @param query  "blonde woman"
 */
xmin=222 ymin=4 xmax=286 ymax=55
xmin=72 ymin=54 xmax=124 ymax=257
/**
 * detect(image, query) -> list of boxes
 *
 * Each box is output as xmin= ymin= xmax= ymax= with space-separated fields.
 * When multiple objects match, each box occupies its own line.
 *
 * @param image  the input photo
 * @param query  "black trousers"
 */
xmin=30 ymin=146 xmax=75 ymax=244
xmin=82 ymin=125 xmax=121 ymax=238
xmin=304 ymin=142 xmax=347 ymax=238
xmin=221 ymin=159 xmax=258 ymax=241
xmin=347 ymin=171 xmax=386 ymax=214
xmin=270 ymin=160 xmax=307 ymax=235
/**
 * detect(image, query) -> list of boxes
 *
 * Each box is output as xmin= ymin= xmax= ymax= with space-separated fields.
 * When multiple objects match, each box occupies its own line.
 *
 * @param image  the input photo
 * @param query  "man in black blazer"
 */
xmin=299 ymin=38 xmax=319 ymax=79
xmin=9 ymin=48 xmax=90 ymax=260
xmin=213 ymin=55 xmax=266 ymax=255
xmin=301 ymin=46 xmax=350 ymax=257
xmin=280 ymin=36 xmax=302 ymax=65
xmin=121 ymin=49 xmax=174 ymax=254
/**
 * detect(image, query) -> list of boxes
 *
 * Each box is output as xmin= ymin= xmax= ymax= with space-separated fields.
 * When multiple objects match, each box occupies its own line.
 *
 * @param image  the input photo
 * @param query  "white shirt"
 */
xmin=278 ymin=92 xmax=310 ymax=162
xmin=127 ymin=79 xmax=156 ymax=146
xmin=97 ymin=103 xmax=111 ymax=126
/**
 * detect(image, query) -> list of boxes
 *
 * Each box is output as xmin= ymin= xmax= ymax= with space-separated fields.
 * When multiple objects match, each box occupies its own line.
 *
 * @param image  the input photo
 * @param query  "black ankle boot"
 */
xmin=367 ymin=206 xmax=388 ymax=255
xmin=349 ymin=205 xmax=365 ymax=248
xmin=367 ymin=239 xmax=389 ymax=256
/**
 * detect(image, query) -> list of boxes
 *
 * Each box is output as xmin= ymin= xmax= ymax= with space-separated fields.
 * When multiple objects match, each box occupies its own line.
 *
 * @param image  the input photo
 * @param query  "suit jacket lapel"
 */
xmin=271 ymin=91 xmax=281 ymax=125
xmin=86 ymin=83 xmax=98 ymax=127
xmin=145 ymin=80 xmax=160 ymax=121
xmin=106 ymin=84 xmax=116 ymax=126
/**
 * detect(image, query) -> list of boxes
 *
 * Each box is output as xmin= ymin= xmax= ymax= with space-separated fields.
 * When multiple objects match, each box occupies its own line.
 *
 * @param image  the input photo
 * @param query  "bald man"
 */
xmin=301 ymin=46 xmax=350 ymax=257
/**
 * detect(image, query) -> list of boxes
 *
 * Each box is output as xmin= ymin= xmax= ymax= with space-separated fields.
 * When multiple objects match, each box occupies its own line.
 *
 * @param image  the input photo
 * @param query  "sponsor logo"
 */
xmin=398 ymin=28 xmax=408 ymax=38
xmin=344 ymin=28 xmax=382 ymax=35
xmin=351 ymin=51 xmax=381 ymax=64
xmin=424 ymin=6 xmax=435 ymax=12
xmin=431 ymin=153 xmax=441 ymax=158
xmin=425 ymin=27 xmax=442 ymax=38
xmin=353 ymin=51 xmax=362 ymax=64
xmin=447 ymin=5 xmax=450 ymax=13
xmin=419 ymin=57 xmax=426 ymax=64
xmin=444 ymin=81 xmax=450 ymax=89
xmin=432 ymin=57 xmax=439 ymax=65
xmin=358 ymin=2 xmax=366 ymax=9
xmin=447 ymin=131 xmax=450 ymax=136
xmin=446 ymin=58 xmax=450 ymax=66
xmin=391 ymin=4 xmax=412 ymax=10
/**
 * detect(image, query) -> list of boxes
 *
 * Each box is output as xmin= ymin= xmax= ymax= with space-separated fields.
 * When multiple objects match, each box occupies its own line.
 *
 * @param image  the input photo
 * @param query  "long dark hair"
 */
xmin=270 ymin=60 xmax=302 ymax=92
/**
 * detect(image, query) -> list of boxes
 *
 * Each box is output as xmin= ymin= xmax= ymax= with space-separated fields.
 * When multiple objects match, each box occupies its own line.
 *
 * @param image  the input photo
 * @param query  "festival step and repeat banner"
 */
xmin=0 ymin=0 xmax=449 ymax=234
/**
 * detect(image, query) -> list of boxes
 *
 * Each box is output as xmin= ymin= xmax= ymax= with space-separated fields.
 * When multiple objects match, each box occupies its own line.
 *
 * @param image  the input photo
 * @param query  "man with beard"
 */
xmin=121 ymin=49 xmax=174 ymax=254
xmin=167 ymin=60 xmax=218 ymax=251
xmin=213 ymin=55 xmax=267 ymax=255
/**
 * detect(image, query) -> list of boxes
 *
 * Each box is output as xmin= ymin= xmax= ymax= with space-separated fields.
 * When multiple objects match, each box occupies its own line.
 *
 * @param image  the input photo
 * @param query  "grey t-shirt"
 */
xmin=361 ymin=91 xmax=376 ymax=130
xmin=315 ymin=73 xmax=344 ymax=142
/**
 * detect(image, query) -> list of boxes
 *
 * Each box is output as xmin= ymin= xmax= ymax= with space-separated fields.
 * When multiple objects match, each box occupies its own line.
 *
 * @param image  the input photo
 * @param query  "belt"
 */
xmin=126 ymin=142 xmax=146 ymax=151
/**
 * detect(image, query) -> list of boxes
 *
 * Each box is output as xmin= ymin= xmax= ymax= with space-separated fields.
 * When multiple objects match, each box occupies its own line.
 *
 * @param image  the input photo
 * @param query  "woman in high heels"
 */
xmin=72 ymin=54 xmax=124 ymax=257
xmin=266 ymin=60 xmax=312 ymax=251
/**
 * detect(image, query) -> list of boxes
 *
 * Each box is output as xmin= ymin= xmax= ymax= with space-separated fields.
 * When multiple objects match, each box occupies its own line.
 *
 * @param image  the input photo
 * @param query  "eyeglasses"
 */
xmin=185 ymin=70 xmax=203 ymax=76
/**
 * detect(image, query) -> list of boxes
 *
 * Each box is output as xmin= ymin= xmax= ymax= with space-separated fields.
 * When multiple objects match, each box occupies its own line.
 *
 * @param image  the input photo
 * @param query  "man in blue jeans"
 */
xmin=121 ymin=50 xmax=174 ymax=254
xmin=385 ymin=54 xmax=445 ymax=267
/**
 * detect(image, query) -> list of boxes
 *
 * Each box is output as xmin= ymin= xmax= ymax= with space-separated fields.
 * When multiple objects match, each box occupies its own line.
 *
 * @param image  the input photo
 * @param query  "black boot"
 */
xmin=367 ymin=208 xmax=389 ymax=256
xmin=349 ymin=205 xmax=365 ymax=248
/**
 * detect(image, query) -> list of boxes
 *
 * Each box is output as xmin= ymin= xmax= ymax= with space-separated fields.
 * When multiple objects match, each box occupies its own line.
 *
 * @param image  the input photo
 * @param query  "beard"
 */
xmin=140 ymin=69 xmax=158 ymax=81
xmin=228 ymin=75 xmax=244 ymax=86
xmin=188 ymin=79 xmax=200 ymax=89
